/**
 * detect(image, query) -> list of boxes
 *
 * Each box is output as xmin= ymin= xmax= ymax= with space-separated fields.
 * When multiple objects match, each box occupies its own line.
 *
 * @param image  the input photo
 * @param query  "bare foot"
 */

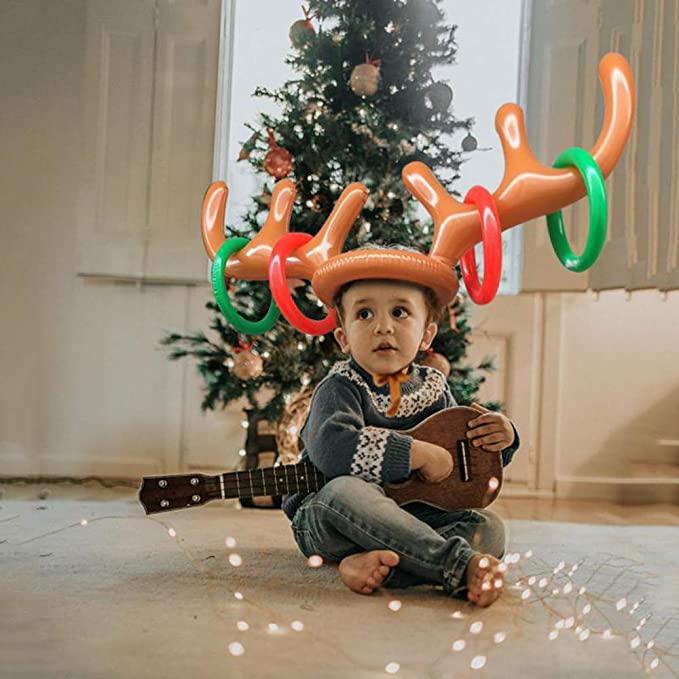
xmin=338 ymin=550 xmax=400 ymax=595
xmin=464 ymin=553 xmax=505 ymax=607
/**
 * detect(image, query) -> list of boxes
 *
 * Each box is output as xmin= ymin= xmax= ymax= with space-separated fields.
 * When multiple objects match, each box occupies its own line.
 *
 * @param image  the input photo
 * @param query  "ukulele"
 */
xmin=138 ymin=406 xmax=503 ymax=515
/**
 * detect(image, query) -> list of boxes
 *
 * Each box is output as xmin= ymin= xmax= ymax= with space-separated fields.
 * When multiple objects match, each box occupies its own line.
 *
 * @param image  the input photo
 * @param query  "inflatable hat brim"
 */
xmin=311 ymin=249 xmax=459 ymax=309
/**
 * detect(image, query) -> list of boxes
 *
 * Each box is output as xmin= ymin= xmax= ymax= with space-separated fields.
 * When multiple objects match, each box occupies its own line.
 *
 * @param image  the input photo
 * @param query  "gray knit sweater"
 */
xmin=281 ymin=356 xmax=520 ymax=521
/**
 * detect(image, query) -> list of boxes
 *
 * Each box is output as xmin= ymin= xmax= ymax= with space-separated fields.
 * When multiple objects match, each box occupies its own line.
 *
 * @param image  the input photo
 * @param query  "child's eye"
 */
xmin=393 ymin=307 xmax=409 ymax=318
xmin=357 ymin=308 xmax=373 ymax=320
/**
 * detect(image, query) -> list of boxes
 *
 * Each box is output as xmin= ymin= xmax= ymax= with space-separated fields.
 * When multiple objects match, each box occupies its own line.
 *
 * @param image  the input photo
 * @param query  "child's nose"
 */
xmin=374 ymin=313 xmax=395 ymax=333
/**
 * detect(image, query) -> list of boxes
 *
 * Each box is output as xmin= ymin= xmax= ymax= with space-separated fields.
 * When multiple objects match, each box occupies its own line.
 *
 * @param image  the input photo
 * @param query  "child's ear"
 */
xmin=420 ymin=322 xmax=438 ymax=351
xmin=333 ymin=326 xmax=350 ymax=353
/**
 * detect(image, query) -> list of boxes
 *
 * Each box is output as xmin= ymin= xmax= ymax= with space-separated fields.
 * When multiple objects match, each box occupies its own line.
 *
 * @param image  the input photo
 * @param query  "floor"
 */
xmin=2 ymin=479 xmax=678 ymax=679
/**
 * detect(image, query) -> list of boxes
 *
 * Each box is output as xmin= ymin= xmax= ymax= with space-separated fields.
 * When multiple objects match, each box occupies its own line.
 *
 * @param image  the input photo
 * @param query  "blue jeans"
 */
xmin=290 ymin=476 xmax=506 ymax=599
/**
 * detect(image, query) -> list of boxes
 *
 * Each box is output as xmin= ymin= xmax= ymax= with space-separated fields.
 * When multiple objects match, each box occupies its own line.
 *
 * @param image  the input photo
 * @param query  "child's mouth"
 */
xmin=375 ymin=348 xmax=397 ymax=354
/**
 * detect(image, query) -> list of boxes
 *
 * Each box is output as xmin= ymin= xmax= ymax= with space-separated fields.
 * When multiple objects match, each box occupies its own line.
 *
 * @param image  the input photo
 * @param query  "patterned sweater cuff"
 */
xmin=382 ymin=432 xmax=413 ymax=482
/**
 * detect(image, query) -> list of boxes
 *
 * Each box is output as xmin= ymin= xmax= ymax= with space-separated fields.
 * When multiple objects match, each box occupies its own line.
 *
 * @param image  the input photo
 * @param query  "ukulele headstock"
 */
xmin=138 ymin=473 xmax=216 ymax=515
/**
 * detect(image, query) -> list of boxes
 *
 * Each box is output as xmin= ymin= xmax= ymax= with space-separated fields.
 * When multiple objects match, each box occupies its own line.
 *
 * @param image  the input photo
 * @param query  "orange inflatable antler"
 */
xmin=403 ymin=52 xmax=636 ymax=269
xmin=201 ymin=178 xmax=369 ymax=281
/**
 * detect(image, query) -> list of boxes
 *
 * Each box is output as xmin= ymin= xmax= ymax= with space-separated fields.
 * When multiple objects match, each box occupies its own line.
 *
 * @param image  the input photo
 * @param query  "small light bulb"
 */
xmin=494 ymin=632 xmax=506 ymax=644
xmin=236 ymin=621 xmax=249 ymax=631
xmin=650 ymin=658 xmax=659 ymax=670
xmin=602 ymin=629 xmax=613 ymax=639
xmin=388 ymin=600 xmax=402 ymax=611
xmin=308 ymin=555 xmax=323 ymax=568
xmin=470 ymin=656 xmax=486 ymax=669
xmin=234 ymin=592 xmax=243 ymax=600
xmin=225 ymin=537 xmax=237 ymax=548
xmin=470 ymin=621 xmax=483 ymax=634
xmin=451 ymin=610 xmax=464 ymax=619
xmin=229 ymin=554 xmax=242 ymax=567
xmin=616 ymin=598 xmax=627 ymax=611
xmin=549 ymin=630 xmax=559 ymax=640
xmin=228 ymin=641 xmax=244 ymax=656
xmin=291 ymin=621 xmax=304 ymax=632
xmin=452 ymin=639 xmax=465 ymax=652
xmin=521 ymin=589 xmax=531 ymax=600
xmin=524 ymin=549 xmax=533 ymax=558
xmin=630 ymin=636 xmax=641 ymax=649
xmin=385 ymin=662 xmax=400 ymax=674
xmin=80 ymin=519 xmax=88 ymax=526
xmin=168 ymin=528 xmax=176 ymax=537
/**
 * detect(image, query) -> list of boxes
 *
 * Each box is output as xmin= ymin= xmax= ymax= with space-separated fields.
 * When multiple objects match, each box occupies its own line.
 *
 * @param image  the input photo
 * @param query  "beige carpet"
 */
xmin=1 ymin=481 xmax=678 ymax=678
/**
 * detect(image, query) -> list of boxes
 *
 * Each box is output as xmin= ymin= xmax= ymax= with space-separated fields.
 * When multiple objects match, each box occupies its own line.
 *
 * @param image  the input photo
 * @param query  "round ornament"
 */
xmin=426 ymin=82 xmax=453 ymax=112
xmin=462 ymin=132 xmax=478 ymax=152
xmin=350 ymin=59 xmax=381 ymax=97
xmin=264 ymin=130 xmax=293 ymax=179
xmin=232 ymin=347 xmax=263 ymax=381
xmin=289 ymin=7 xmax=317 ymax=48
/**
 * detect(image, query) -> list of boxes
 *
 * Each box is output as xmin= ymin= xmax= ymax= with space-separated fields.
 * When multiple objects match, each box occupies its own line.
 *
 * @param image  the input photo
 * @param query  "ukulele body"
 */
xmin=382 ymin=406 xmax=503 ymax=511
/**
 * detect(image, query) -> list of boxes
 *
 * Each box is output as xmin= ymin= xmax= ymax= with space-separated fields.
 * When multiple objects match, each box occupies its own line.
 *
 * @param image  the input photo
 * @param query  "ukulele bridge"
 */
xmin=456 ymin=439 xmax=471 ymax=482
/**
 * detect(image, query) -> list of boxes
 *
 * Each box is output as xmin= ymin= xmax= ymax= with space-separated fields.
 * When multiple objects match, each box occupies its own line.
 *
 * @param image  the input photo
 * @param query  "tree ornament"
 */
xmin=256 ymin=185 xmax=272 ymax=207
xmin=421 ymin=349 xmax=451 ymax=378
xmin=231 ymin=340 xmax=263 ymax=380
xmin=350 ymin=56 xmax=381 ymax=97
xmin=448 ymin=292 xmax=465 ymax=331
xmin=426 ymin=82 xmax=453 ymax=112
xmin=462 ymin=132 xmax=478 ymax=151
xmin=263 ymin=130 xmax=293 ymax=178
xmin=289 ymin=6 xmax=318 ymax=49
xmin=237 ymin=131 xmax=259 ymax=162
xmin=309 ymin=193 xmax=328 ymax=213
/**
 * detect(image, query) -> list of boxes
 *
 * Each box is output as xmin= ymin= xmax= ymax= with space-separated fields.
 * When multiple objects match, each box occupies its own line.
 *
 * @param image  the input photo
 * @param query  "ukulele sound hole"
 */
xmin=456 ymin=440 xmax=471 ymax=482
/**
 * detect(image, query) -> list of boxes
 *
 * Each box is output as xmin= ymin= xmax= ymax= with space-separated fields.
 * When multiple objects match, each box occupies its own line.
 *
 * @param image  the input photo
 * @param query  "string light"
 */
xmin=493 ymin=632 xmax=506 ymax=644
xmin=291 ymin=621 xmax=304 ymax=632
xmin=470 ymin=656 xmax=486 ymax=669
xmin=385 ymin=662 xmax=400 ymax=674
xmin=228 ymin=642 xmax=244 ymax=656
xmin=168 ymin=528 xmax=176 ymax=537
xmin=236 ymin=621 xmax=249 ymax=631
xmin=234 ymin=592 xmax=243 ymax=600
xmin=307 ymin=555 xmax=323 ymax=568
xmin=388 ymin=600 xmax=402 ymax=612
xmin=469 ymin=621 xmax=483 ymax=634
xmin=229 ymin=554 xmax=242 ymax=567
xmin=225 ymin=536 xmax=237 ymax=547
xmin=452 ymin=640 xmax=465 ymax=652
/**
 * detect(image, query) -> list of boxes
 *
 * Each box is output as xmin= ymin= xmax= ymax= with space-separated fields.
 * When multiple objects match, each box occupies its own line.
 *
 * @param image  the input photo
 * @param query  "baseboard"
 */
xmin=555 ymin=476 xmax=679 ymax=504
xmin=0 ymin=454 xmax=163 ymax=483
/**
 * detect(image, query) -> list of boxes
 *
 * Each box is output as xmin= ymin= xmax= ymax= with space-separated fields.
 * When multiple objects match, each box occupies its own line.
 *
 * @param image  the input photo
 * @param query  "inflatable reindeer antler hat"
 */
xmin=203 ymin=53 xmax=634 ymax=310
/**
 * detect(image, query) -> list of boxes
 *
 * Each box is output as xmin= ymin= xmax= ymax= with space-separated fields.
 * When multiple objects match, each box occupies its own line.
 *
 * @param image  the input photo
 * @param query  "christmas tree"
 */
xmin=161 ymin=0 xmax=500 ymax=428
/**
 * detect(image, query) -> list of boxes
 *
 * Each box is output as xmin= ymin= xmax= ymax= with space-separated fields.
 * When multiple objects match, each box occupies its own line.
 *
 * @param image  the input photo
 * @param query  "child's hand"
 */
xmin=466 ymin=403 xmax=515 ymax=452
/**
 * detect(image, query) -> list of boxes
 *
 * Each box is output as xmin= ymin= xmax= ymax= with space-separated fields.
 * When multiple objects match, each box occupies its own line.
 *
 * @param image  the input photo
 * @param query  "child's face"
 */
xmin=333 ymin=280 xmax=438 ymax=375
